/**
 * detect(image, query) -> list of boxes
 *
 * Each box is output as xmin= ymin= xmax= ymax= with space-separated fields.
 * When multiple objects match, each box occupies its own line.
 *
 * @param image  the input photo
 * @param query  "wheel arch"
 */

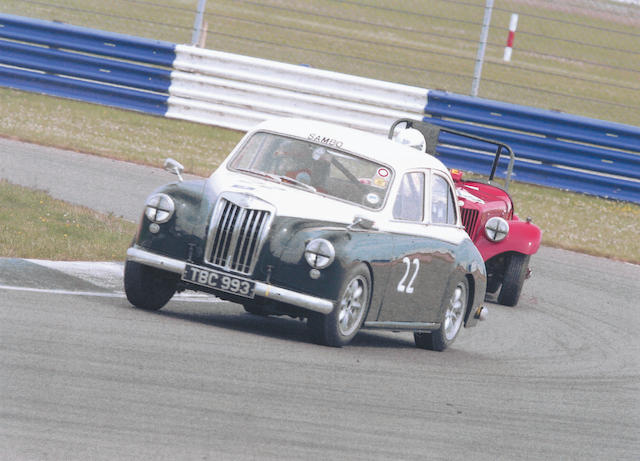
xmin=475 ymin=219 xmax=541 ymax=262
xmin=355 ymin=260 xmax=375 ymax=319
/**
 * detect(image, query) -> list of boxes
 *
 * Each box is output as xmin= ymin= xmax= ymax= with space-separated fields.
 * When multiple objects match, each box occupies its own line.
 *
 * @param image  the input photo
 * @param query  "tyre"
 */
xmin=124 ymin=260 xmax=178 ymax=311
xmin=497 ymin=254 xmax=530 ymax=307
xmin=414 ymin=278 xmax=468 ymax=351
xmin=308 ymin=264 xmax=371 ymax=347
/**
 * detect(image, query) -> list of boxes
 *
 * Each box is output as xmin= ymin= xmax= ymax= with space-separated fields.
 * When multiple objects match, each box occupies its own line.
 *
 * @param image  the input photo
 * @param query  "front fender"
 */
xmin=264 ymin=222 xmax=354 ymax=301
xmin=475 ymin=219 xmax=541 ymax=261
xmin=135 ymin=179 xmax=210 ymax=261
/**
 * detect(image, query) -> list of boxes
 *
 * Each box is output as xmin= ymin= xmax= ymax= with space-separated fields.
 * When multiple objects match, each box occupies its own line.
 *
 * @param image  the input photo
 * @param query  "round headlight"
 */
xmin=304 ymin=239 xmax=335 ymax=269
xmin=144 ymin=193 xmax=175 ymax=224
xmin=485 ymin=217 xmax=509 ymax=242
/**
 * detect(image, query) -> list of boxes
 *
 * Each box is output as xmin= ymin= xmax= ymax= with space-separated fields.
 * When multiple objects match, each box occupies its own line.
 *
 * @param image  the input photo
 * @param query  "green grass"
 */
xmin=0 ymin=180 xmax=137 ymax=260
xmin=508 ymin=181 xmax=640 ymax=264
xmin=0 ymin=88 xmax=244 ymax=176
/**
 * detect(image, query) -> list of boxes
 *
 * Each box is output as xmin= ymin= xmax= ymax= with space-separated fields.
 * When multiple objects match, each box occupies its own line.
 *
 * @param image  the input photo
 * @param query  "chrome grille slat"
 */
xmin=236 ymin=209 xmax=259 ymax=272
xmin=206 ymin=197 xmax=272 ymax=275
xmin=230 ymin=208 xmax=251 ymax=272
xmin=244 ymin=211 xmax=267 ymax=271
xmin=212 ymin=201 xmax=236 ymax=267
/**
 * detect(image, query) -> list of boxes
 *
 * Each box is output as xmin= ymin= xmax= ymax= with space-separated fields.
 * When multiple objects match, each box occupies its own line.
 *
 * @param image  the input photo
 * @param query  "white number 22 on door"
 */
xmin=397 ymin=257 xmax=419 ymax=294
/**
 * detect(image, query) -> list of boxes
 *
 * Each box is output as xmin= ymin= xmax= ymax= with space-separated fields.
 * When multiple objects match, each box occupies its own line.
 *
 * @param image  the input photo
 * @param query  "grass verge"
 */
xmin=0 ymin=88 xmax=244 ymax=176
xmin=508 ymin=181 xmax=640 ymax=264
xmin=0 ymin=180 xmax=137 ymax=261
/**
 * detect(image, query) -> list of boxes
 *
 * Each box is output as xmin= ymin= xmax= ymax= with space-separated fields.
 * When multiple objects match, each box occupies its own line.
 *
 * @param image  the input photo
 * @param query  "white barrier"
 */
xmin=165 ymin=45 xmax=429 ymax=134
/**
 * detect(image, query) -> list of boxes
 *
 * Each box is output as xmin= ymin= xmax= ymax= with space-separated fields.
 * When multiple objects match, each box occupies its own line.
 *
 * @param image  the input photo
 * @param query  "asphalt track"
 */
xmin=1 ymin=138 xmax=639 ymax=460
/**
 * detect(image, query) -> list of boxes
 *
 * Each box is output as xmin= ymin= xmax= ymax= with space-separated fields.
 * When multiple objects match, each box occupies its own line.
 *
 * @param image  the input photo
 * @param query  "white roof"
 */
xmin=249 ymin=117 xmax=449 ymax=175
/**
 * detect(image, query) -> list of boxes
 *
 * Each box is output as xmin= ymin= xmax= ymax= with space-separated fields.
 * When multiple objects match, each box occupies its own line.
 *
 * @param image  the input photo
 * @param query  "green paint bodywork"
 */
xmin=133 ymin=178 xmax=486 ymax=325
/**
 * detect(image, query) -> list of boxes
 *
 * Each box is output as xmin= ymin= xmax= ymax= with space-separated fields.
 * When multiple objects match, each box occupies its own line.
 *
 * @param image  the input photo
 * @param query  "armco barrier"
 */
xmin=424 ymin=92 xmax=640 ymax=202
xmin=1 ymin=14 xmax=638 ymax=203
xmin=166 ymin=45 xmax=428 ymax=133
xmin=0 ymin=14 xmax=174 ymax=115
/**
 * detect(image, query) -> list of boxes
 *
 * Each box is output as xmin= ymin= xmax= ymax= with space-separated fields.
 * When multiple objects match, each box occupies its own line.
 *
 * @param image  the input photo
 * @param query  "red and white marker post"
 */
xmin=503 ymin=13 xmax=519 ymax=62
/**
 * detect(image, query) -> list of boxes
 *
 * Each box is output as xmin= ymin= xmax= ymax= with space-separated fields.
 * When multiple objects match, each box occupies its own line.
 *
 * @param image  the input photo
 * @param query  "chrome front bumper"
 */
xmin=126 ymin=246 xmax=335 ymax=315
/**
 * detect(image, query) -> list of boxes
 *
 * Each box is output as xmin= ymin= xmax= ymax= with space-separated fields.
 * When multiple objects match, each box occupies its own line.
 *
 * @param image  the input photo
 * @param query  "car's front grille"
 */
xmin=206 ymin=197 xmax=272 ymax=275
xmin=461 ymin=208 xmax=479 ymax=238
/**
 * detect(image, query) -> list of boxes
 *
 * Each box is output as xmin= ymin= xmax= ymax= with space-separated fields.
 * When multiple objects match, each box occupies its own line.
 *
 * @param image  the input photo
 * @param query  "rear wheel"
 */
xmin=415 ymin=279 xmax=468 ymax=351
xmin=498 ymin=254 xmax=530 ymax=307
xmin=124 ymin=260 xmax=177 ymax=311
xmin=308 ymin=264 xmax=371 ymax=347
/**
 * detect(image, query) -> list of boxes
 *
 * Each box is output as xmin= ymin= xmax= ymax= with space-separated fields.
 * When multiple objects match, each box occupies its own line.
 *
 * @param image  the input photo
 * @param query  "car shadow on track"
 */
xmin=151 ymin=302 xmax=416 ymax=349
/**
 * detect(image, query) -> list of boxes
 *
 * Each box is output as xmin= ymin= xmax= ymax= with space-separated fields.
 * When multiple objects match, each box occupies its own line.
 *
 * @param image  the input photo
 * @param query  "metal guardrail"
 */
xmin=166 ymin=45 xmax=429 ymax=133
xmin=424 ymin=91 xmax=640 ymax=202
xmin=1 ymin=14 xmax=638 ymax=203
xmin=0 ymin=14 xmax=174 ymax=115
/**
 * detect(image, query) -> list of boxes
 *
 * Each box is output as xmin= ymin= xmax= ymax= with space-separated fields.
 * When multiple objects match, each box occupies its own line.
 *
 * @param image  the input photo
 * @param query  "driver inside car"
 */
xmin=274 ymin=141 xmax=330 ymax=191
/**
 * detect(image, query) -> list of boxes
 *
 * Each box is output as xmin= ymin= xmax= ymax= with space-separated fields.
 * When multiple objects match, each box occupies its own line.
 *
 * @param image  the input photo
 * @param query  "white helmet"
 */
xmin=393 ymin=128 xmax=426 ymax=153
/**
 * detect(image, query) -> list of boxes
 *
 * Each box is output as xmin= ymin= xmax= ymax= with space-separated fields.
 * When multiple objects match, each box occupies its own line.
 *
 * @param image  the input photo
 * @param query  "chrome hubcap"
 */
xmin=338 ymin=276 xmax=367 ymax=336
xmin=444 ymin=283 xmax=466 ymax=341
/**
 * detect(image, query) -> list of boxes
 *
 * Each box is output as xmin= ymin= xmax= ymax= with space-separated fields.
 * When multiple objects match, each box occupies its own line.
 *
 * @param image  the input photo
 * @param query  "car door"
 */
xmin=377 ymin=170 xmax=462 ymax=324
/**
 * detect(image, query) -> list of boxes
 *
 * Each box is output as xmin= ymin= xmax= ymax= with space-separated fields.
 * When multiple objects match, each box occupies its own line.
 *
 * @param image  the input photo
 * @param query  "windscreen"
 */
xmin=229 ymin=132 xmax=393 ymax=209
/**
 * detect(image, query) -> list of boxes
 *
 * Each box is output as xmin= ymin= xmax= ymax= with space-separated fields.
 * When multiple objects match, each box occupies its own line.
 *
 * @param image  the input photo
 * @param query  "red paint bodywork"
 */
xmin=452 ymin=175 xmax=542 ymax=261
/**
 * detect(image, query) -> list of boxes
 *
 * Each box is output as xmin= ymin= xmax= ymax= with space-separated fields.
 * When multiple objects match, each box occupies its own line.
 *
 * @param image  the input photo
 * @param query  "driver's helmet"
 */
xmin=393 ymin=127 xmax=426 ymax=153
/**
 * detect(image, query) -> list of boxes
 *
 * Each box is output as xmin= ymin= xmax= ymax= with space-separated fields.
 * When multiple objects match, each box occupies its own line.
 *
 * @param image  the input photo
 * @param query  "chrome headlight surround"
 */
xmin=144 ymin=193 xmax=175 ymax=224
xmin=485 ymin=217 xmax=509 ymax=242
xmin=304 ymin=239 xmax=335 ymax=269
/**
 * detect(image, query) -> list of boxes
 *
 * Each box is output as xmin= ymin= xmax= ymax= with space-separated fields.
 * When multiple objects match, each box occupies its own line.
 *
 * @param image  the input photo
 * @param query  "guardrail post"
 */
xmin=191 ymin=0 xmax=207 ymax=46
xmin=471 ymin=0 xmax=494 ymax=97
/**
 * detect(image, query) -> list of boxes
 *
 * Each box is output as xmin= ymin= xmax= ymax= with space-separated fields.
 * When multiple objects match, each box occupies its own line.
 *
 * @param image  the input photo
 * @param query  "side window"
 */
xmin=431 ymin=175 xmax=457 ymax=225
xmin=393 ymin=172 xmax=424 ymax=222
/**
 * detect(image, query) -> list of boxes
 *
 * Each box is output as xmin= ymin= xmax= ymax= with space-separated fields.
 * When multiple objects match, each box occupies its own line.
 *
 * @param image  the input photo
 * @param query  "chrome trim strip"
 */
xmin=362 ymin=321 xmax=440 ymax=332
xmin=127 ymin=247 xmax=186 ymax=274
xmin=253 ymin=284 xmax=334 ymax=315
xmin=126 ymin=247 xmax=335 ymax=315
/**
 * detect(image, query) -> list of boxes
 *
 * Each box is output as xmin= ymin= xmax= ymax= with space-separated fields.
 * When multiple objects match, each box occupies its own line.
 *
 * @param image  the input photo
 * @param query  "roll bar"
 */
xmin=388 ymin=118 xmax=516 ymax=190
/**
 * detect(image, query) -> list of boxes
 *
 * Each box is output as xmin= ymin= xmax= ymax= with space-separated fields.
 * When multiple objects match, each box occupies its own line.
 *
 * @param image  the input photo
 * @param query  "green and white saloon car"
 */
xmin=125 ymin=118 xmax=487 ymax=349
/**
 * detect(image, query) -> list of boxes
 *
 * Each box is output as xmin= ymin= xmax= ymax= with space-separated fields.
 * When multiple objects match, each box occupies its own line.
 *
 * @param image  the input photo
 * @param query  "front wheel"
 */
xmin=124 ymin=260 xmax=178 ymax=311
xmin=414 ymin=278 xmax=468 ymax=351
xmin=497 ymin=254 xmax=530 ymax=307
xmin=308 ymin=264 xmax=371 ymax=347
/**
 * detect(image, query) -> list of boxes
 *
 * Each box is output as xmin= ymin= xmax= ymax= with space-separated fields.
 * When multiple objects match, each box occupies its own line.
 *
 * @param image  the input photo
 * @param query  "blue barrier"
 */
xmin=0 ymin=14 xmax=174 ymax=114
xmin=0 ymin=66 xmax=168 ymax=115
xmin=0 ymin=14 xmax=175 ymax=66
xmin=425 ymin=91 xmax=640 ymax=203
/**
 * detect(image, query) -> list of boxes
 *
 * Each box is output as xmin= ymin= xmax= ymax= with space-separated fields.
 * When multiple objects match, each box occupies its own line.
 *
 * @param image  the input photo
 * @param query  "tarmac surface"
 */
xmin=1 ymin=138 xmax=639 ymax=460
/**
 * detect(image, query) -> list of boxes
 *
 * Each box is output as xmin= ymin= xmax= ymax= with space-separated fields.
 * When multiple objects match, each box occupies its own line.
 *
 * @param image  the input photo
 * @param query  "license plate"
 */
xmin=182 ymin=264 xmax=256 ymax=298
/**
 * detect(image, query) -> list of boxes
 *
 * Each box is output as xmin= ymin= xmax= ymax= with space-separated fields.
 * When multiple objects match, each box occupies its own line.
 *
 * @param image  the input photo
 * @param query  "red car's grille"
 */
xmin=461 ymin=208 xmax=479 ymax=238
xmin=206 ymin=199 xmax=271 ymax=275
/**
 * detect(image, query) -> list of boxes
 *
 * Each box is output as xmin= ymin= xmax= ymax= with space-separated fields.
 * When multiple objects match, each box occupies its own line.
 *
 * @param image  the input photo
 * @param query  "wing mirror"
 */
xmin=164 ymin=158 xmax=184 ymax=182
